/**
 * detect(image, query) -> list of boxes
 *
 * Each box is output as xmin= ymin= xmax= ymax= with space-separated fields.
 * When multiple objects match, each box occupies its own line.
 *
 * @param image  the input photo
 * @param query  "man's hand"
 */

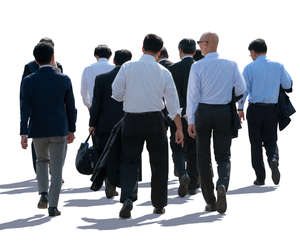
xmin=175 ymin=129 xmax=184 ymax=148
xmin=89 ymin=127 xmax=95 ymax=134
xmin=67 ymin=132 xmax=75 ymax=144
xmin=21 ymin=136 xmax=28 ymax=149
xmin=188 ymin=124 xmax=196 ymax=139
xmin=238 ymin=110 xmax=245 ymax=123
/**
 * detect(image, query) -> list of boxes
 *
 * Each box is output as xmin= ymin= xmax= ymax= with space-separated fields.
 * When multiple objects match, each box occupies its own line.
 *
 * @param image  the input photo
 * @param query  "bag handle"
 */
xmin=85 ymin=132 xmax=92 ymax=143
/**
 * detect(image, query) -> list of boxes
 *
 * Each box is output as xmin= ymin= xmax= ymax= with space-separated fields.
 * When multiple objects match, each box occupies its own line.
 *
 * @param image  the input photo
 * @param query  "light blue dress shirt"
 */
xmin=186 ymin=52 xmax=246 ymax=124
xmin=238 ymin=55 xmax=292 ymax=110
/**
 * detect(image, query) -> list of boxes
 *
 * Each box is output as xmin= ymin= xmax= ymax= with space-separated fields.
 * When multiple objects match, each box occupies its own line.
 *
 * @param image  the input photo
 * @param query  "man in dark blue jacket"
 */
xmin=20 ymin=42 xmax=77 ymax=217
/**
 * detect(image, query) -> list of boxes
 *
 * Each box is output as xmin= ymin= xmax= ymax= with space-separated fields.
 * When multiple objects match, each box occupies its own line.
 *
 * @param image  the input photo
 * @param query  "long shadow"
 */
xmin=137 ymin=179 xmax=177 ymax=188
xmin=78 ymin=213 xmax=158 ymax=230
xmin=64 ymin=197 xmax=119 ymax=207
xmin=62 ymin=187 xmax=94 ymax=194
xmin=0 ymin=214 xmax=51 ymax=231
xmin=158 ymin=212 xmax=223 ymax=226
xmin=0 ymin=179 xmax=38 ymax=195
xmin=227 ymin=185 xmax=277 ymax=195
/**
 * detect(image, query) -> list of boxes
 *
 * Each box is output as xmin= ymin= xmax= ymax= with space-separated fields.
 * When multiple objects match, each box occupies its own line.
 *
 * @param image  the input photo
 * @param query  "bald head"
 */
xmin=198 ymin=32 xmax=219 ymax=56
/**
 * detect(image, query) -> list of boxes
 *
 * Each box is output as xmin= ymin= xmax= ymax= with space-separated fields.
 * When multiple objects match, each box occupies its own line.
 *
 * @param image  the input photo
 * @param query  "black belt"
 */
xmin=126 ymin=111 xmax=162 ymax=116
xmin=249 ymin=102 xmax=276 ymax=107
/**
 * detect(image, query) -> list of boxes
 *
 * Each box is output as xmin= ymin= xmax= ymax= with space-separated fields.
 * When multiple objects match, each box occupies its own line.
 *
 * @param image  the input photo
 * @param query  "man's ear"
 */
xmin=51 ymin=55 xmax=55 ymax=64
xmin=142 ymin=47 xmax=145 ymax=53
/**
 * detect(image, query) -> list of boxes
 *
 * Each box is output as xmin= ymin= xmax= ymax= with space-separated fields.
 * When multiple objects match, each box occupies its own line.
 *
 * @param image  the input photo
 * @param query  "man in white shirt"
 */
xmin=112 ymin=34 xmax=184 ymax=219
xmin=81 ymin=45 xmax=114 ymax=110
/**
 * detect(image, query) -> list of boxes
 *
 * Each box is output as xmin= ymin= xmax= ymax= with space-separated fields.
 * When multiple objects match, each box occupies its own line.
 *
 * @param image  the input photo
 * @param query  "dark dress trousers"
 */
xmin=20 ymin=66 xmax=76 ymax=137
xmin=169 ymin=57 xmax=199 ymax=189
xmin=21 ymin=61 xmax=63 ymax=172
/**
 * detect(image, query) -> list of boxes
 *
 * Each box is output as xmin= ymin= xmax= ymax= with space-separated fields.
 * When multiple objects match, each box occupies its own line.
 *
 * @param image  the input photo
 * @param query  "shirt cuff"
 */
xmin=168 ymin=108 xmax=182 ymax=120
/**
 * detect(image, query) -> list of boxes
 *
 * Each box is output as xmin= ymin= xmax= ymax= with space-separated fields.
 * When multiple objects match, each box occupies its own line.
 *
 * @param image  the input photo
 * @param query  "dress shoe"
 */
xmin=188 ymin=189 xmax=197 ymax=195
xmin=178 ymin=174 xmax=190 ymax=197
xmin=253 ymin=179 xmax=265 ymax=186
xmin=119 ymin=199 xmax=133 ymax=219
xmin=105 ymin=179 xmax=119 ymax=199
xmin=205 ymin=203 xmax=216 ymax=212
xmin=48 ymin=207 xmax=61 ymax=217
xmin=37 ymin=192 xmax=48 ymax=209
xmin=153 ymin=207 xmax=165 ymax=214
xmin=269 ymin=160 xmax=280 ymax=185
xmin=216 ymin=185 xmax=227 ymax=214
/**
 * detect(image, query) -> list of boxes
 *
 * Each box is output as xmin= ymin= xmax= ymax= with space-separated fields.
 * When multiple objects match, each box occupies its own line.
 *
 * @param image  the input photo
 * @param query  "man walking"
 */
xmin=238 ymin=39 xmax=292 ymax=186
xmin=187 ymin=32 xmax=245 ymax=214
xmin=20 ymin=42 xmax=77 ymax=216
xmin=112 ymin=34 xmax=184 ymax=218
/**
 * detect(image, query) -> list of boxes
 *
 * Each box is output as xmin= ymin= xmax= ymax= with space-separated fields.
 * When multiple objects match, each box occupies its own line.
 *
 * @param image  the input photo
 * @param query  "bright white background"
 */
xmin=0 ymin=0 xmax=299 ymax=245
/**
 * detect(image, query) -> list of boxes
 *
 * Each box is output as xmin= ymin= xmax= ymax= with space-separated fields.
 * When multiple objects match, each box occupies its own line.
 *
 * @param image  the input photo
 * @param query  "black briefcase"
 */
xmin=75 ymin=133 xmax=95 ymax=175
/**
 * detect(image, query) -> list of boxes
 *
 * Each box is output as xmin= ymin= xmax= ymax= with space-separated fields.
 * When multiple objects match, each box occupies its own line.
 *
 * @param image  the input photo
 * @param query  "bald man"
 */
xmin=186 ymin=32 xmax=245 ymax=214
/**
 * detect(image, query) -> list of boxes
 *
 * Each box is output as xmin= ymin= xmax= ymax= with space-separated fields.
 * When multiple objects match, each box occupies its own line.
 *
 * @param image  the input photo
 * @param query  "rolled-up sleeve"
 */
xmin=186 ymin=64 xmax=200 ymax=125
xmin=112 ymin=65 xmax=126 ymax=102
xmin=280 ymin=65 xmax=292 ymax=90
xmin=163 ymin=71 xmax=181 ymax=120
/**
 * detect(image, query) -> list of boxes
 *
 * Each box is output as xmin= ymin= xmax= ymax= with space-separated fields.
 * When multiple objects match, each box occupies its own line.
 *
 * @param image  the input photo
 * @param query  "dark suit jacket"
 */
xmin=22 ymin=60 xmax=63 ymax=79
xmin=159 ymin=59 xmax=173 ymax=70
xmin=89 ymin=67 xmax=124 ymax=135
xmin=169 ymin=57 xmax=194 ymax=116
xmin=20 ymin=66 xmax=77 ymax=138
xmin=278 ymin=86 xmax=295 ymax=131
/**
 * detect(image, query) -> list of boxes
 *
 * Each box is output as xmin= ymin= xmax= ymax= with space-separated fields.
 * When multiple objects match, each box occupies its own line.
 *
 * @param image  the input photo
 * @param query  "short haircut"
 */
xmin=143 ymin=34 xmax=163 ymax=53
xmin=248 ymin=39 xmax=267 ymax=53
xmin=159 ymin=47 xmax=169 ymax=59
xmin=193 ymin=49 xmax=204 ymax=61
xmin=94 ymin=45 xmax=112 ymax=58
xmin=178 ymin=38 xmax=196 ymax=54
xmin=39 ymin=37 xmax=54 ymax=47
xmin=33 ymin=42 xmax=54 ymax=65
xmin=114 ymin=49 xmax=132 ymax=66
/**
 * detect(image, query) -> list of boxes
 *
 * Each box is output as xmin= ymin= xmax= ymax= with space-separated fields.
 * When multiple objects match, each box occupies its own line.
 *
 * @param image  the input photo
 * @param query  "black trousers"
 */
xmin=120 ymin=112 xmax=168 ymax=209
xmin=170 ymin=118 xmax=199 ymax=189
xmin=195 ymin=104 xmax=232 ymax=205
xmin=246 ymin=103 xmax=279 ymax=182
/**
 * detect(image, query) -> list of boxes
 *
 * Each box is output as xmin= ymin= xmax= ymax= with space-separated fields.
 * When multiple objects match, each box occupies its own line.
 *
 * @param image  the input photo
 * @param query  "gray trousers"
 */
xmin=33 ymin=136 xmax=67 ymax=207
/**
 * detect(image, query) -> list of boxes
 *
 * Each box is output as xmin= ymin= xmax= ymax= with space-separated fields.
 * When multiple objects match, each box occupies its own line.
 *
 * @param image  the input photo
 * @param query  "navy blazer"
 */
xmin=20 ymin=66 xmax=77 ymax=138
xmin=22 ymin=60 xmax=63 ymax=79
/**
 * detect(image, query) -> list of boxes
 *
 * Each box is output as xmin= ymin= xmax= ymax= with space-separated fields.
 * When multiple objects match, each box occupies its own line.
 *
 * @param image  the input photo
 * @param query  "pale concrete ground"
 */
xmin=0 ymin=115 xmax=299 ymax=246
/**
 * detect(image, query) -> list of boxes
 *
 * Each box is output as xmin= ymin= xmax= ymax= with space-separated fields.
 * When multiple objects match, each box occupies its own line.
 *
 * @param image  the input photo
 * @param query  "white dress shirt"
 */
xmin=81 ymin=58 xmax=114 ymax=108
xmin=186 ymin=52 xmax=246 ymax=124
xmin=112 ymin=54 xmax=181 ymax=119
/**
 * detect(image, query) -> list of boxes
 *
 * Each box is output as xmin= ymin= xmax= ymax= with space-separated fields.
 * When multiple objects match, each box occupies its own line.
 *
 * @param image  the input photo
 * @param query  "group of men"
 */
xmin=20 ymin=32 xmax=293 ymax=218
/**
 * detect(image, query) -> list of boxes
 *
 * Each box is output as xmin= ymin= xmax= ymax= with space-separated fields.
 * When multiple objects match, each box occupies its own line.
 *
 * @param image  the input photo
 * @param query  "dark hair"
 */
xmin=248 ymin=39 xmax=267 ymax=53
xmin=114 ymin=49 xmax=132 ymax=66
xmin=94 ymin=45 xmax=112 ymax=58
xmin=39 ymin=37 xmax=54 ymax=47
xmin=193 ymin=49 xmax=204 ymax=61
xmin=33 ymin=42 xmax=54 ymax=65
xmin=159 ymin=47 xmax=169 ymax=59
xmin=178 ymin=39 xmax=196 ymax=54
xmin=143 ymin=34 xmax=163 ymax=53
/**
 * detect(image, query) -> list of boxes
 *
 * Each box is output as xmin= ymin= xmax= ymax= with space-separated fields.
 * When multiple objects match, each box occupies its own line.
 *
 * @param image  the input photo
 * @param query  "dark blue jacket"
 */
xmin=20 ymin=66 xmax=77 ymax=138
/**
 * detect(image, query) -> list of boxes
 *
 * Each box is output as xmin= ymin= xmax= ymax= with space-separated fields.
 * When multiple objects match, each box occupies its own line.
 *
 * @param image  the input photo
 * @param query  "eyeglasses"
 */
xmin=197 ymin=40 xmax=208 ymax=44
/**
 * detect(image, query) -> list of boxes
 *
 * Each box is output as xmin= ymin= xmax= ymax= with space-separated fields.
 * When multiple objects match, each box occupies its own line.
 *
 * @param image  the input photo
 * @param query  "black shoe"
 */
xmin=119 ymin=199 xmax=133 ymax=219
xmin=188 ymin=189 xmax=197 ymax=195
xmin=178 ymin=174 xmax=190 ymax=197
xmin=105 ymin=179 xmax=119 ymax=199
xmin=153 ymin=207 xmax=165 ymax=214
xmin=216 ymin=185 xmax=227 ymax=214
xmin=37 ymin=192 xmax=48 ymax=209
xmin=269 ymin=161 xmax=280 ymax=185
xmin=254 ymin=179 xmax=265 ymax=186
xmin=205 ymin=203 xmax=217 ymax=212
xmin=48 ymin=207 xmax=61 ymax=217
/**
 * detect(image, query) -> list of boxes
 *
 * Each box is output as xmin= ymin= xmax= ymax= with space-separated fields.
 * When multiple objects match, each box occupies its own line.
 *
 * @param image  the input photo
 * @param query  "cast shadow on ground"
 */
xmin=64 ymin=197 xmax=119 ymax=207
xmin=78 ymin=211 xmax=223 ymax=230
xmin=227 ymin=185 xmax=277 ymax=195
xmin=0 ymin=214 xmax=51 ymax=231
xmin=0 ymin=179 xmax=38 ymax=195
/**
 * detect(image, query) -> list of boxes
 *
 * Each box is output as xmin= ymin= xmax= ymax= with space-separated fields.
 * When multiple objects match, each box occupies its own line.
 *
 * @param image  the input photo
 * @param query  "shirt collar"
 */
xmin=39 ymin=65 xmax=53 ymax=68
xmin=182 ymin=55 xmax=193 ymax=60
xmin=97 ymin=58 xmax=109 ymax=63
xmin=159 ymin=58 xmax=168 ymax=62
xmin=204 ymin=52 xmax=219 ymax=59
xmin=140 ymin=54 xmax=156 ymax=63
